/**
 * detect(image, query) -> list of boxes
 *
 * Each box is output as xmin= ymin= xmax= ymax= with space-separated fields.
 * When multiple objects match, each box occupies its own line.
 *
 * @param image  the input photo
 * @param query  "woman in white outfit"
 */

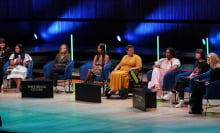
xmin=7 ymin=44 xmax=32 ymax=92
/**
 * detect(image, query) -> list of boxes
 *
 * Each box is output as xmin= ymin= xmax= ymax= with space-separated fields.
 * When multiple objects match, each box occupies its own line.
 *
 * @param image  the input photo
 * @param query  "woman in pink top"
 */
xmin=148 ymin=48 xmax=181 ymax=98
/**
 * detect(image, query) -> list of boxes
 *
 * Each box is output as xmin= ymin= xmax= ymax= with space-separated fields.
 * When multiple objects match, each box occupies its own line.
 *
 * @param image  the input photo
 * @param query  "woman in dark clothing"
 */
xmin=163 ymin=49 xmax=210 ymax=107
xmin=189 ymin=53 xmax=220 ymax=114
xmin=49 ymin=44 xmax=71 ymax=92
xmin=0 ymin=38 xmax=12 ymax=92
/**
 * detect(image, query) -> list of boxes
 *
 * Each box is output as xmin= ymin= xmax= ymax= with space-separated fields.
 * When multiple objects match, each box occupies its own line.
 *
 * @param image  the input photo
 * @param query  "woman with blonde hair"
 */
xmin=189 ymin=52 xmax=220 ymax=114
xmin=49 ymin=44 xmax=71 ymax=91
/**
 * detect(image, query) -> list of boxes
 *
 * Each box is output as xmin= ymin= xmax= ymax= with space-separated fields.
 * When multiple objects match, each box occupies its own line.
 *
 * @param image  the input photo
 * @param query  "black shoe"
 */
xmin=188 ymin=111 xmax=202 ymax=115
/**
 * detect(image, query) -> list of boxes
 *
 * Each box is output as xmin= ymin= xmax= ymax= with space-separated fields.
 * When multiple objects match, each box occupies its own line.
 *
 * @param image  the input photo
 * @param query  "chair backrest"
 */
xmin=26 ymin=60 xmax=34 ymax=79
xmin=43 ymin=60 xmax=74 ymax=80
xmin=102 ymin=61 xmax=112 ymax=80
xmin=43 ymin=60 xmax=55 ymax=79
xmin=64 ymin=60 xmax=74 ymax=79
xmin=79 ymin=61 xmax=93 ymax=80
xmin=163 ymin=66 xmax=182 ymax=89
xmin=204 ymin=80 xmax=220 ymax=99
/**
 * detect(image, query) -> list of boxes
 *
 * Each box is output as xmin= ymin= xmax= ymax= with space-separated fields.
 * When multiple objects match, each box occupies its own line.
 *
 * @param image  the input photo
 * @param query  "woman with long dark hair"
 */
xmin=0 ymin=38 xmax=12 ymax=92
xmin=7 ymin=43 xmax=32 ymax=92
xmin=84 ymin=43 xmax=109 ymax=83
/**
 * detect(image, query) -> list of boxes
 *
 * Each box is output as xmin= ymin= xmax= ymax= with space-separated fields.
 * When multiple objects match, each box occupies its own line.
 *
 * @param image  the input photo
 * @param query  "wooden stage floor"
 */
xmin=0 ymin=91 xmax=220 ymax=133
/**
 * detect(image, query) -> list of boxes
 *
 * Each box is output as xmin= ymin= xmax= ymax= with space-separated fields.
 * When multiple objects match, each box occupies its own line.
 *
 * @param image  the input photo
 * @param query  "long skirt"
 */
xmin=110 ymin=70 xmax=129 ymax=91
xmin=7 ymin=65 xmax=27 ymax=80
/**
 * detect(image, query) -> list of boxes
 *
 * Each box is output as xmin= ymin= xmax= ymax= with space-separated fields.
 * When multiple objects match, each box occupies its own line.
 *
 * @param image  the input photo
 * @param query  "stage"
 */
xmin=1 ymin=89 xmax=220 ymax=133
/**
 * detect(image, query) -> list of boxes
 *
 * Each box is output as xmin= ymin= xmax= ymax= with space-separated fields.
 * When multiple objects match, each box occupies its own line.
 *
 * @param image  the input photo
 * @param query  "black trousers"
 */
xmin=173 ymin=77 xmax=190 ymax=100
xmin=189 ymin=81 xmax=206 ymax=113
xmin=49 ymin=67 xmax=65 ymax=86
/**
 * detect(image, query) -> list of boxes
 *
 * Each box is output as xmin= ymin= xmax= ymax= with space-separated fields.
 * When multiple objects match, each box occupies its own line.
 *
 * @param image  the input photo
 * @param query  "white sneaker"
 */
xmin=176 ymin=100 xmax=184 ymax=108
xmin=162 ymin=92 xmax=173 ymax=100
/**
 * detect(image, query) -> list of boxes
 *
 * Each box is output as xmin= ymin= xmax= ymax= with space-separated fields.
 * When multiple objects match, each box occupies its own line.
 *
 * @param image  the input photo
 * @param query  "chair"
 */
xmin=79 ymin=61 xmax=112 ymax=82
xmin=43 ymin=60 xmax=74 ymax=93
xmin=192 ymin=70 xmax=220 ymax=115
xmin=3 ymin=60 xmax=34 ymax=89
xmin=79 ymin=61 xmax=112 ymax=95
xmin=147 ymin=66 xmax=182 ymax=94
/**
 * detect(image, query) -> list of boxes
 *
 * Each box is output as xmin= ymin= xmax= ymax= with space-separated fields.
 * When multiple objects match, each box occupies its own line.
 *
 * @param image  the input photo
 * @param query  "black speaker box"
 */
xmin=21 ymin=80 xmax=53 ymax=98
xmin=75 ymin=83 xmax=101 ymax=103
xmin=133 ymin=88 xmax=157 ymax=111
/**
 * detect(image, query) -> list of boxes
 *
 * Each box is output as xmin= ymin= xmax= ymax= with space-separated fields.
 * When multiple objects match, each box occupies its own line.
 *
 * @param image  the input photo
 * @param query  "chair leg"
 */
xmin=205 ymin=99 xmax=208 ymax=116
xmin=65 ymin=79 xmax=74 ymax=93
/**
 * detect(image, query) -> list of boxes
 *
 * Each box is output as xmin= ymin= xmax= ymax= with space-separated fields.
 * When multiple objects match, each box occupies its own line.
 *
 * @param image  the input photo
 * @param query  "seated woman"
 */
xmin=109 ymin=45 xmax=142 ymax=94
xmin=7 ymin=44 xmax=32 ymax=92
xmin=84 ymin=43 xmax=109 ymax=83
xmin=163 ymin=49 xmax=210 ymax=107
xmin=189 ymin=53 xmax=220 ymax=114
xmin=49 ymin=44 xmax=71 ymax=92
xmin=148 ymin=48 xmax=181 ymax=98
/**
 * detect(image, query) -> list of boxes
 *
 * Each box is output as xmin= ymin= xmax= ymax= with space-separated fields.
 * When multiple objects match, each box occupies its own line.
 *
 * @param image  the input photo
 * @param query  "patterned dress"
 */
xmin=91 ymin=54 xmax=108 ymax=77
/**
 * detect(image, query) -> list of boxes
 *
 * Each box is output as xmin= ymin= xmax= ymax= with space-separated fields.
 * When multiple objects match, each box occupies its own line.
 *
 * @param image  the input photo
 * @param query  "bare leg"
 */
xmin=13 ymin=78 xmax=19 ymax=92
xmin=88 ymin=73 xmax=94 ymax=83
xmin=85 ymin=69 xmax=92 ymax=83
xmin=17 ymin=78 xmax=21 ymax=89
xmin=13 ymin=78 xmax=18 ymax=85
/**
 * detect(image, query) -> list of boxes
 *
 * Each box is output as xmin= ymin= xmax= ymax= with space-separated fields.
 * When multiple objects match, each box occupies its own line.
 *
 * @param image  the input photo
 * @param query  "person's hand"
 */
xmin=16 ymin=58 xmax=21 ymax=64
xmin=188 ymin=75 xmax=192 ymax=79
xmin=129 ymin=68 xmax=134 ymax=72
xmin=23 ymin=61 xmax=28 ymax=66
xmin=97 ymin=66 xmax=102 ymax=70
xmin=113 ymin=68 xmax=118 ymax=71
xmin=205 ymin=81 xmax=209 ymax=85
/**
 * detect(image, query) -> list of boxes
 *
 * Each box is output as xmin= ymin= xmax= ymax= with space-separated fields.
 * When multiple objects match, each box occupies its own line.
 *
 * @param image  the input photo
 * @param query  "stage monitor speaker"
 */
xmin=133 ymin=88 xmax=157 ymax=111
xmin=21 ymin=80 xmax=53 ymax=98
xmin=75 ymin=83 xmax=101 ymax=103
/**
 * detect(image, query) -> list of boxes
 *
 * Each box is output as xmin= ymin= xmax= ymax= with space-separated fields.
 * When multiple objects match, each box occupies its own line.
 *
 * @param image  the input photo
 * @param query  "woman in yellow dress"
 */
xmin=109 ymin=45 xmax=142 ymax=94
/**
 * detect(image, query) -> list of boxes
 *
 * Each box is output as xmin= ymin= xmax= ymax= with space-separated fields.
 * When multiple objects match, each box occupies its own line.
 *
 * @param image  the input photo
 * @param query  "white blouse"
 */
xmin=155 ymin=58 xmax=181 ymax=70
xmin=9 ymin=53 xmax=32 ymax=62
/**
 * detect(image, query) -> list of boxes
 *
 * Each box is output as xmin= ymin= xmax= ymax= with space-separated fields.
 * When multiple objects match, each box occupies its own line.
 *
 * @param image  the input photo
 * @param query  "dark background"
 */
xmin=0 ymin=0 xmax=219 ymax=55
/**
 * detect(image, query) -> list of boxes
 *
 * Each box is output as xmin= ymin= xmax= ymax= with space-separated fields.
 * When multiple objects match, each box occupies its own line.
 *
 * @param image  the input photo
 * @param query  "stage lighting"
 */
xmin=117 ymin=35 xmax=122 ymax=42
xmin=202 ymin=38 xmax=206 ymax=45
xmin=34 ymin=33 xmax=38 ymax=40
xmin=116 ymin=47 xmax=123 ymax=53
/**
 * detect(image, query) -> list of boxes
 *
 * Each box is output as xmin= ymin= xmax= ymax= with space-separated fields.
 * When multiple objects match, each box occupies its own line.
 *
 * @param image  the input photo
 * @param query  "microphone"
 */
xmin=17 ymin=54 xmax=22 ymax=65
